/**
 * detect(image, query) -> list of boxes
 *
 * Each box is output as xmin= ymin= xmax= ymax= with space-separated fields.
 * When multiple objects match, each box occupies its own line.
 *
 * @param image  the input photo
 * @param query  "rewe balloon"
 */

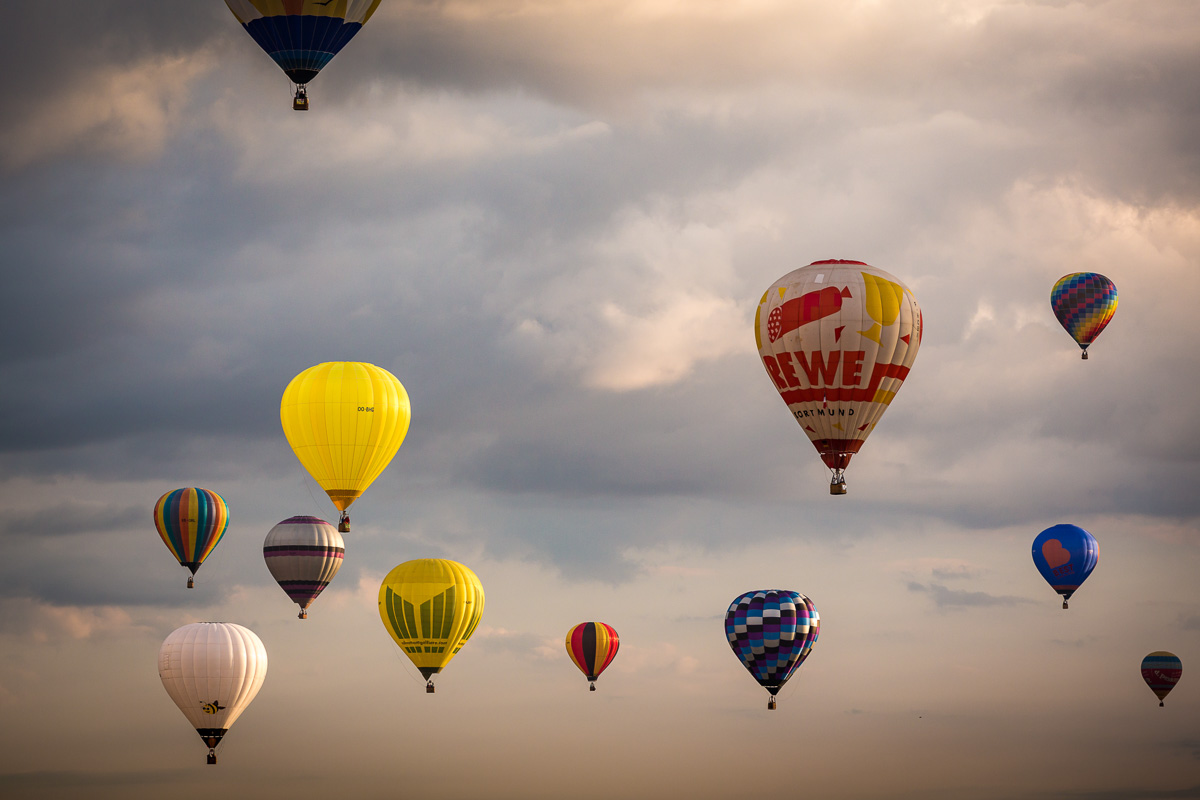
xmin=725 ymin=590 xmax=819 ymax=710
xmin=378 ymin=559 xmax=484 ymax=693
xmin=1141 ymin=652 xmax=1182 ymax=707
xmin=1050 ymin=272 xmax=1117 ymax=360
xmin=153 ymin=488 xmax=229 ymax=588
xmin=1031 ymin=524 xmax=1098 ymax=609
xmin=263 ymin=516 xmax=345 ymax=619
xmin=158 ymin=622 xmax=268 ymax=765
xmin=224 ymin=0 xmax=382 ymax=110
xmin=566 ymin=622 xmax=620 ymax=691
xmin=756 ymin=260 xmax=922 ymax=494
xmin=280 ymin=362 xmax=411 ymax=533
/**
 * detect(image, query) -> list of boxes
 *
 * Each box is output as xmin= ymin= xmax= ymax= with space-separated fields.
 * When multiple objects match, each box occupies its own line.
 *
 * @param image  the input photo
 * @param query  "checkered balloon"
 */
xmin=725 ymin=590 xmax=819 ymax=696
xmin=1050 ymin=272 xmax=1117 ymax=357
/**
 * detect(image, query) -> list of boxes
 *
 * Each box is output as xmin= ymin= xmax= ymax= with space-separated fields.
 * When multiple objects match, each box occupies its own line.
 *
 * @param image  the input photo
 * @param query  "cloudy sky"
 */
xmin=1 ymin=1 xmax=1198 ymax=797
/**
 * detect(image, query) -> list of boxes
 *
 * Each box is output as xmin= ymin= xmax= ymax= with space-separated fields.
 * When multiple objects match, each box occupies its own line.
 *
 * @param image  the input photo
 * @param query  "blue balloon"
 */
xmin=1032 ymin=524 xmax=1098 ymax=609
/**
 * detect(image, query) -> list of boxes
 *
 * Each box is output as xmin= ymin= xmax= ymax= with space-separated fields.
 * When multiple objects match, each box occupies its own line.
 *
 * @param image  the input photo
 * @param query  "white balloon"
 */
xmin=158 ymin=622 xmax=268 ymax=764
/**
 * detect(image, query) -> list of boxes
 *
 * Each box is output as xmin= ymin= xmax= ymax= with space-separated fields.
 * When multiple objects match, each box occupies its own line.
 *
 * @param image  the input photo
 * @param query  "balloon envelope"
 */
xmin=1050 ymin=272 xmax=1117 ymax=357
xmin=566 ymin=622 xmax=619 ymax=689
xmin=153 ymin=488 xmax=229 ymax=586
xmin=378 ymin=559 xmax=484 ymax=685
xmin=756 ymin=260 xmax=922 ymax=492
xmin=224 ymin=0 xmax=382 ymax=86
xmin=1141 ymin=651 xmax=1182 ymax=706
xmin=158 ymin=622 xmax=268 ymax=763
xmin=263 ymin=515 xmax=344 ymax=618
xmin=1031 ymin=524 xmax=1098 ymax=608
xmin=725 ymin=590 xmax=819 ymax=705
xmin=280 ymin=361 xmax=411 ymax=521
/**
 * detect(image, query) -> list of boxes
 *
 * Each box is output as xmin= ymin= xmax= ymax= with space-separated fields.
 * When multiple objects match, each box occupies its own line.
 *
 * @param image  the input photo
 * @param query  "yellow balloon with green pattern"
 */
xmin=378 ymin=559 xmax=485 ymax=690
xmin=280 ymin=362 xmax=411 ymax=527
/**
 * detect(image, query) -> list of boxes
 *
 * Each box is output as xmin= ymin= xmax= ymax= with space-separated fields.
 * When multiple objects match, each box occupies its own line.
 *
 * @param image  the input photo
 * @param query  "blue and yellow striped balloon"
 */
xmin=1051 ymin=272 xmax=1118 ymax=359
xmin=153 ymin=488 xmax=229 ymax=588
xmin=224 ymin=0 xmax=382 ymax=89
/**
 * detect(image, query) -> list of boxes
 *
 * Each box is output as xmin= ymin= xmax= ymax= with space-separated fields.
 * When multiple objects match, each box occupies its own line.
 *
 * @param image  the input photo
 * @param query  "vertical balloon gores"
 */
xmin=378 ymin=559 xmax=485 ymax=693
xmin=756 ymin=260 xmax=922 ymax=495
xmin=1031 ymin=524 xmax=1098 ymax=609
xmin=153 ymin=488 xmax=229 ymax=588
xmin=1050 ymin=272 xmax=1117 ymax=360
xmin=263 ymin=516 xmax=345 ymax=619
xmin=566 ymin=622 xmax=620 ymax=691
xmin=725 ymin=590 xmax=819 ymax=710
xmin=223 ymin=0 xmax=383 ymax=110
xmin=280 ymin=362 xmax=411 ymax=534
xmin=158 ymin=622 xmax=268 ymax=765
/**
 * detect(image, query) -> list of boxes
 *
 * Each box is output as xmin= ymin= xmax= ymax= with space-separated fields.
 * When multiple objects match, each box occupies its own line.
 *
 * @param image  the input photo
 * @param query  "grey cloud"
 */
xmin=0 ymin=502 xmax=142 ymax=538
xmin=906 ymin=581 xmax=1034 ymax=609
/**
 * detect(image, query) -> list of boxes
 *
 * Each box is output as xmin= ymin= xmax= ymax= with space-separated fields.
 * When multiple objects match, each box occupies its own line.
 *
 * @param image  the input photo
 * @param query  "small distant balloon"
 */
xmin=1050 ymin=272 xmax=1117 ymax=359
xmin=725 ymin=590 xmax=819 ymax=710
xmin=1141 ymin=652 xmax=1182 ymax=707
xmin=378 ymin=559 xmax=484 ymax=693
xmin=565 ymin=622 xmax=620 ymax=691
xmin=1031 ymin=524 xmax=1098 ymax=609
xmin=263 ymin=516 xmax=345 ymax=619
xmin=158 ymin=622 xmax=268 ymax=765
xmin=153 ymin=488 xmax=229 ymax=588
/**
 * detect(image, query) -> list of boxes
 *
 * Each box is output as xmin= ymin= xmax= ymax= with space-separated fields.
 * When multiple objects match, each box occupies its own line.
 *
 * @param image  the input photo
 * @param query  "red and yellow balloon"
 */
xmin=755 ymin=260 xmax=922 ymax=494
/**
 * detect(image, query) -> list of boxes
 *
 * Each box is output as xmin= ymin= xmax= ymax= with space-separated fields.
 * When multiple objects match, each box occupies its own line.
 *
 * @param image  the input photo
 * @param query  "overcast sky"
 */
xmin=1 ymin=1 xmax=1198 ymax=798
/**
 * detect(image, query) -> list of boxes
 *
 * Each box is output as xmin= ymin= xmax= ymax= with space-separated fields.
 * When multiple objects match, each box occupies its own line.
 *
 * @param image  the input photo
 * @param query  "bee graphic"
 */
xmin=201 ymin=701 xmax=226 ymax=714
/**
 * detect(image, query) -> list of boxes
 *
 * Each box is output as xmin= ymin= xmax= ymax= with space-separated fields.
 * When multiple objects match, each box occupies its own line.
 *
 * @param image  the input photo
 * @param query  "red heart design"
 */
xmin=1042 ymin=539 xmax=1071 ymax=569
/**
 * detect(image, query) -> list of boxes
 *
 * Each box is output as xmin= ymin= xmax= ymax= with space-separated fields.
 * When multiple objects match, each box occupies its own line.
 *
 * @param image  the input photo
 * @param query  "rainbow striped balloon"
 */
xmin=153 ymin=488 xmax=229 ymax=588
xmin=1051 ymin=272 xmax=1118 ymax=359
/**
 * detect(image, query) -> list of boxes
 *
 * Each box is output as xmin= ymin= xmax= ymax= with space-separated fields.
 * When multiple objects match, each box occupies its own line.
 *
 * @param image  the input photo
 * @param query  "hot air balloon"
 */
xmin=224 ymin=0 xmax=383 ymax=110
xmin=1050 ymin=272 xmax=1117 ymax=360
xmin=263 ymin=516 xmax=345 ymax=619
xmin=1141 ymin=652 xmax=1182 ymax=707
xmin=153 ymin=488 xmax=229 ymax=588
xmin=158 ymin=622 xmax=268 ymax=765
xmin=566 ymin=622 xmax=619 ymax=691
xmin=756 ymin=260 xmax=922 ymax=494
xmin=725 ymin=590 xmax=819 ymax=710
xmin=1031 ymin=524 xmax=1098 ymax=609
xmin=280 ymin=361 xmax=411 ymax=533
xmin=378 ymin=559 xmax=484 ymax=693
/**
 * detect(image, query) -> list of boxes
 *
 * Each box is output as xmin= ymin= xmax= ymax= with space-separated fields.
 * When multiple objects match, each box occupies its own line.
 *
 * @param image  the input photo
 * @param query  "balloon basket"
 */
xmin=1062 ymin=600 xmax=1069 ymax=609
xmin=1160 ymin=701 xmax=1165 ymax=707
xmin=1081 ymin=350 xmax=1089 ymax=360
xmin=338 ymin=513 xmax=350 ymax=533
xmin=426 ymin=681 xmax=436 ymax=694
xmin=207 ymin=750 xmax=217 ymax=765
xmin=293 ymin=85 xmax=309 ymax=111
xmin=187 ymin=576 xmax=194 ymax=589
xmin=768 ymin=697 xmax=777 ymax=710
xmin=298 ymin=609 xmax=307 ymax=620
xmin=589 ymin=683 xmax=596 ymax=692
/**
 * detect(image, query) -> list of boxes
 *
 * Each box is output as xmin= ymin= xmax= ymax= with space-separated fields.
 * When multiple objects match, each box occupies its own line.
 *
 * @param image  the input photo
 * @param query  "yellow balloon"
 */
xmin=280 ymin=362 xmax=411 ymax=530
xmin=378 ymin=559 xmax=485 ymax=691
